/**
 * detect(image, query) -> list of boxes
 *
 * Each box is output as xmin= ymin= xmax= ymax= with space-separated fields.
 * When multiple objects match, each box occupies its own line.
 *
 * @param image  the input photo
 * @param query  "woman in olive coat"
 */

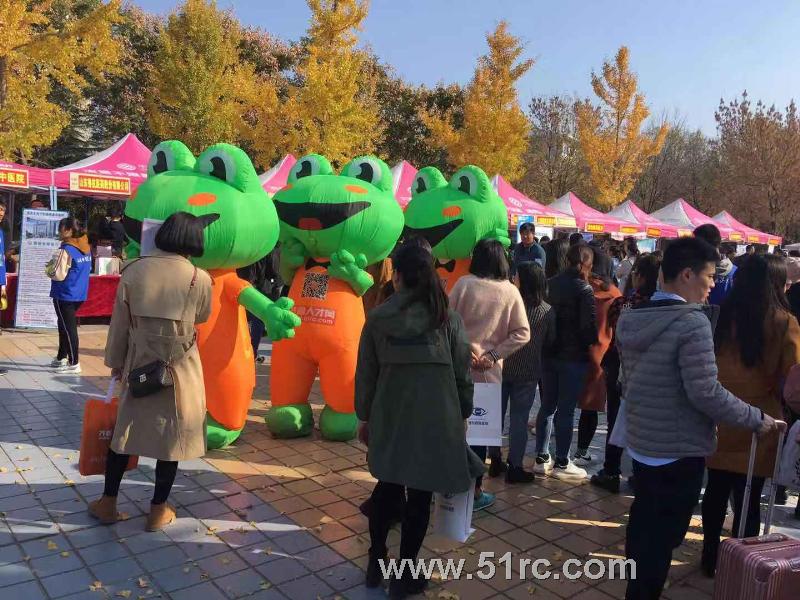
xmin=356 ymin=244 xmax=484 ymax=597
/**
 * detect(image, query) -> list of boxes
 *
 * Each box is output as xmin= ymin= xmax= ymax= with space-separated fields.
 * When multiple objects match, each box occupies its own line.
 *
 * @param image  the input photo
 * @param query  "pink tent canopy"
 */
xmin=391 ymin=161 xmax=417 ymax=209
xmin=0 ymin=161 xmax=53 ymax=191
xmin=650 ymin=199 xmax=744 ymax=242
xmin=52 ymin=133 xmax=151 ymax=197
xmin=607 ymin=200 xmax=691 ymax=239
xmin=492 ymin=176 xmax=576 ymax=228
xmin=259 ymin=154 xmax=296 ymax=195
xmin=713 ymin=211 xmax=782 ymax=246
xmin=550 ymin=192 xmax=643 ymax=235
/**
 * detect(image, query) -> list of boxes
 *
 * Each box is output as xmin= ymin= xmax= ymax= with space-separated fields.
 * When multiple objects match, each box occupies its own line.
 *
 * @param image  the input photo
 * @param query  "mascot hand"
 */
xmin=279 ymin=238 xmax=307 ymax=283
xmin=328 ymin=250 xmax=373 ymax=296
xmin=262 ymin=297 xmax=301 ymax=342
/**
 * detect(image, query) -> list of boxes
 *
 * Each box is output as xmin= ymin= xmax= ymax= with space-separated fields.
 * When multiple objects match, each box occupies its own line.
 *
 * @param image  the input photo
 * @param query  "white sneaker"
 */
xmin=56 ymin=363 xmax=81 ymax=374
xmin=573 ymin=450 xmax=594 ymax=466
xmin=533 ymin=454 xmax=554 ymax=476
xmin=552 ymin=459 xmax=588 ymax=481
xmin=49 ymin=358 xmax=68 ymax=368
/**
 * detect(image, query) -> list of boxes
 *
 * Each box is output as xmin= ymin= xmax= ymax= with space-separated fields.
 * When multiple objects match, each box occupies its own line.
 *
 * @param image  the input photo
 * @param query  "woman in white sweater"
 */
xmin=450 ymin=239 xmax=530 ymax=511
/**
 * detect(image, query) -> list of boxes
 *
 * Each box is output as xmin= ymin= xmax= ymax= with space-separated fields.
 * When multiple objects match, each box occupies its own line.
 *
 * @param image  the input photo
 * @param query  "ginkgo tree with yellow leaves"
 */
xmin=280 ymin=0 xmax=382 ymax=168
xmin=0 ymin=0 xmax=121 ymax=160
xmin=422 ymin=21 xmax=532 ymax=181
xmin=576 ymin=46 xmax=668 ymax=207
xmin=147 ymin=0 xmax=280 ymax=158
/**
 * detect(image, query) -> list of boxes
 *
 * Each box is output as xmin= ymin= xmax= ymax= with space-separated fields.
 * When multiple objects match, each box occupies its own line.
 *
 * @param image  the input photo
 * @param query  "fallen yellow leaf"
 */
xmin=64 ymin=480 xmax=75 ymax=486
xmin=89 ymin=580 xmax=103 ymax=592
xmin=60 ymin=551 xmax=70 ymax=558
xmin=137 ymin=577 xmax=149 ymax=588
xmin=0 ymin=467 xmax=7 ymax=473
xmin=260 ymin=581 xmax=271 ymax=590
xmin=116 ymin=591 xmax=131 ymax=599
xmin=47 ymin=541 xmax=59 ymax=550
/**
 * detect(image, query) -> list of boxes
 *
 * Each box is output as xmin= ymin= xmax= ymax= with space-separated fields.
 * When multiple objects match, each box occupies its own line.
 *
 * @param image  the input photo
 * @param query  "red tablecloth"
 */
xmin=1 ymin=273 xmax=120 ymax=327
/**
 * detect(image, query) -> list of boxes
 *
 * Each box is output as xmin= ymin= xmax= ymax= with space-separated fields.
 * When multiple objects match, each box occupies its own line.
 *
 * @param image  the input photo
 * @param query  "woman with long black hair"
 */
xmin=700 ymin=254 xmax=800 ymax=576
xmin=356 ymin=244 xmax=484 ymax=597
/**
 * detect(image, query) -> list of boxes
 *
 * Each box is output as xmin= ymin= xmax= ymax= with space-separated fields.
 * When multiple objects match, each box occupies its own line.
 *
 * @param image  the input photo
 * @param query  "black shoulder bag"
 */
xmin=127 ymin=266 xmax=198 ymax=398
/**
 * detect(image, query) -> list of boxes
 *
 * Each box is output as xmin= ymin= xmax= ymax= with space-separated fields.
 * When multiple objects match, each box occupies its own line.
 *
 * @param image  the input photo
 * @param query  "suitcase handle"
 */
xmin=741 ymin=533 xmax=789 ymax=545
xmin=740 ymin=420 xmax=787 ymax=538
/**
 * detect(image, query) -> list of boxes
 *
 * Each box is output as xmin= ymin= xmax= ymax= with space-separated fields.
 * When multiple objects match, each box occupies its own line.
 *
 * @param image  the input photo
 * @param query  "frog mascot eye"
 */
xmin=402 ymin=163 xmax=509 ymax=293
xmin=411 ymin=166 xmax=447 ymax=197
xmin=267 ymin=153 xmax=404 ymax=443
xmin=288 ymin=154 xmax=333 ymax=183
xmin=124 ymin=140 xmax=296 ymax=450
xmin=147 ymin=140 xmax=196 ymax=177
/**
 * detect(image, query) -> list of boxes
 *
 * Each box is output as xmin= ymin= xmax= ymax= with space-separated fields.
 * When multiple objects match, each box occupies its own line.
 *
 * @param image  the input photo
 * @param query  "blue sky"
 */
xmin=132 ymin=0 xmax=800 ymax=134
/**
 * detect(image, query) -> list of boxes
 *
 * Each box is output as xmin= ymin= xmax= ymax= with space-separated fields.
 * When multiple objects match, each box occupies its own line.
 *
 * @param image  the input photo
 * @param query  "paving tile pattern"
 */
xmin=1 ymin=325 xmax=799 ymax=599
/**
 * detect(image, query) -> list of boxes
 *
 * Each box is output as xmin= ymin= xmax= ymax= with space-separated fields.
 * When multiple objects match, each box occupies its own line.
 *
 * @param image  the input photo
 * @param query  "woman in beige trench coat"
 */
xmin=88 ymin=213 xmax=212 ymax=532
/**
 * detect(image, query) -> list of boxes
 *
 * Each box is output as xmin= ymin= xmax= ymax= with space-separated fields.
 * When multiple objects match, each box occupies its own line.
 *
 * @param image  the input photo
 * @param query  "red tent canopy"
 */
xmin=492 ymin=176 xmax=576 ymax=228
xmin=607 ymin=200 xmax=691 ymax=239
xmin=550 ymin=192 xmax=643 ymax=235
xmin=52 ymin=133 xmax=150 ymax=198
xmin=713 ymin=211 xmax=782 ymax=246
xmin=259 ymin=154 xmax=296 ymax=195
xmin=0 ymin=161 xmax=53 ymax=191
xmin=391 ymin=161 xmax=418 ymax=209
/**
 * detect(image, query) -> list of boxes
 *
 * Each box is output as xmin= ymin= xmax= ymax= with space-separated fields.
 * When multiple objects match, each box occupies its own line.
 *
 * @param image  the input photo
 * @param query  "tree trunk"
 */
xmin=0 ymin=56 xmax=7 ymax=108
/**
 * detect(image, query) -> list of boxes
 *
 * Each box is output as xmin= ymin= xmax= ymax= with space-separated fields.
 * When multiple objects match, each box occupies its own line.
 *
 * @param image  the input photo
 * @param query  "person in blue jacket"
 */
xmin=47 ymin=217 xmax=92 ymax=374
xmin=0 ymin=199 xmax=7 ymax=373
xmin=694 ymin=224 xmax=737 ymax=306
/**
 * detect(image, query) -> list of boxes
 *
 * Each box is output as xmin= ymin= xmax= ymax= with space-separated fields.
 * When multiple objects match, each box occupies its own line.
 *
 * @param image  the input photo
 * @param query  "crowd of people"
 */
xmin=4 ymin=200 xmax=800 ymax=598
xmin=357 ymin=222 xmax=800 ymax=599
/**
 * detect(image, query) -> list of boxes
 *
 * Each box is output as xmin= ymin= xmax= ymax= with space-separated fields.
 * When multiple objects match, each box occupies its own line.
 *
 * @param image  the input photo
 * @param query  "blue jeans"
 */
xmin=535 ymin=359 xmax=589 ymax=462
xmin=490 ymin=381 xmax=538 ymax=467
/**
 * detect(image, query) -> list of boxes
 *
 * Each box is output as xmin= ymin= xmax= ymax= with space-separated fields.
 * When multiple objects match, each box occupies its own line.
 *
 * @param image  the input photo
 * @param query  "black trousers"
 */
xmin=701 ymin=467 xmax=765 ymax=567
xmin=53 ymin=299 xmax=83 ymax=365
xmin=625 ymin=457 xmax=705 ymax=600
xmin=603 ymin=361 xmax=624 ymax=476
xmin=472 ymin=445 xmax=487 ymax=489
xmin=368 ymin=481 xmax=432 ymax=561
xmin=577 ymin=410 xmax=598 ymax=451
xmin=104 ymin=448 xmax=178 ymax=505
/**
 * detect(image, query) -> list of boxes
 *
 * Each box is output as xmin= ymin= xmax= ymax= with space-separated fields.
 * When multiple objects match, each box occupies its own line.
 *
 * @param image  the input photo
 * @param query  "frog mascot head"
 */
xmin=123 ymin=141 xmax=300 ymax=449
xmin=402 ymin=164 xmax=510 ymax=292
xmin=267 ymin=153 xmax=403 ymax=441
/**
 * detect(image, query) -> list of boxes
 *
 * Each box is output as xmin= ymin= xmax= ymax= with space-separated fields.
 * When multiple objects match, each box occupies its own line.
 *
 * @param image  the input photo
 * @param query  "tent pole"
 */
xmin=50 ymin=186 xmax=58 ymax=211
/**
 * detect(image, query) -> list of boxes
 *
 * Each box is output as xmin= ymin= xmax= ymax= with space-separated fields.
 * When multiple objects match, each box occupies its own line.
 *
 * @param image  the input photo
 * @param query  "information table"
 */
xmin=1 ymin=274 xmax=120 ymax=327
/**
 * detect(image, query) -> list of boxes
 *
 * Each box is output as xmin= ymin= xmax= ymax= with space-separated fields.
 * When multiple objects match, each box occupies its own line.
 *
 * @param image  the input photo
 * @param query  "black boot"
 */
xmin=590 ymin=469 xmax=621 ymax=494
xmin=366 ymin=547 xmax=387 ymax=588
xmin=488 ymin=457 xmax=507 ymax=478
xmin=700 ymin=545 xmax=717 ymax=578
xmin=506 ymin=465 xmax=535 ymax=484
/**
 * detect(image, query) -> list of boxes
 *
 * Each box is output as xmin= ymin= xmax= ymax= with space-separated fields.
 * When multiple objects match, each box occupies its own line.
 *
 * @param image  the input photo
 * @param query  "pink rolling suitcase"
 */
xmin=713 ymin=422 xmax=800 ymax=599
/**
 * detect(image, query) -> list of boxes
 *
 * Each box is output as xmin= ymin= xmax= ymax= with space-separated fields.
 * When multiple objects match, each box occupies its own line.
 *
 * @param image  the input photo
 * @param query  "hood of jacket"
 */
xmin=616 ymin=302 xmax=705 ymax=353
xmin=64 ymin=235 xmax=91 ymax=254
xmin=368 ymin=290 xmax=440 ymax=338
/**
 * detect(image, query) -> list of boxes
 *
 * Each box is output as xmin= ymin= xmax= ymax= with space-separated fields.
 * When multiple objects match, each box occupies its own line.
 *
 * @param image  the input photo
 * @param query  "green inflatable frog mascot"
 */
xmin=123 ymin=141 xmax=301 ymax=449
xmin=402 ymin=164 xmax=509 ymax=292
xmin=266 ymin=154 xmax=404 ymax=441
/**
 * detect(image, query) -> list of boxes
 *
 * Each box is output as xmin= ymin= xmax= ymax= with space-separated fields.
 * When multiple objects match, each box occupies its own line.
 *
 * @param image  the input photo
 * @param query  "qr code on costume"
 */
xmin=302 ymin=272 xmax=329 ymax=299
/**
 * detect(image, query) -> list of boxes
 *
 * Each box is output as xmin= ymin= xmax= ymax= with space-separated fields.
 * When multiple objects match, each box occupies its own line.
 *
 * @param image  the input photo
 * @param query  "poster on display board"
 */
xmin=636 ymin=238 xmax=656 ymax=254
xmin=15 ymin=209 xmax=68 ymax=329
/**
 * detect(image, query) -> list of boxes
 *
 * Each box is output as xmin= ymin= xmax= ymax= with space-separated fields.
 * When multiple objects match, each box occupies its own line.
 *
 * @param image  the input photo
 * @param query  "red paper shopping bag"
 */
xmin=79 ymin=379 xmax=138 ymax=476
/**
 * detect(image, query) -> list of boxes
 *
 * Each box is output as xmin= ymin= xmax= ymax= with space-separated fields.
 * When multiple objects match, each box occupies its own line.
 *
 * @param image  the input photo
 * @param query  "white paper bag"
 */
xmin=776 ymin=421 xmax=800 ymax=491
xmin=608 ymin=398 xmax=627 ymax=448
xmin=466 ymin=382 xmax=502 ymax=446
xmin=140 ymin=218 xmax=165 ymax=256
xmin=433 ymin=491 xmax=475 ymax=543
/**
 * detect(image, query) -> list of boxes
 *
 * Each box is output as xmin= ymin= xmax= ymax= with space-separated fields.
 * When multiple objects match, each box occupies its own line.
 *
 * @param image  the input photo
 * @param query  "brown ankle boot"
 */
xmin=88 ymin=495 xmax=119 ymax=525
xmin=146 ymin=502 xmax=176 ymax=532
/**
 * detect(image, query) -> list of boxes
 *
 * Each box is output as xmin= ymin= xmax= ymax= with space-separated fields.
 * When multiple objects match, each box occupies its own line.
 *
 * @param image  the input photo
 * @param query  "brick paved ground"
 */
xmin=1 ymin=325 xmax=798 ymax=599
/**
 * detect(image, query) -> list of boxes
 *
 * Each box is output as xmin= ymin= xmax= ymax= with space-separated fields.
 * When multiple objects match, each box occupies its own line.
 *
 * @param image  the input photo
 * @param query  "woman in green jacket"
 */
xmin=356 ymin=243 xmax=484 ymax=598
